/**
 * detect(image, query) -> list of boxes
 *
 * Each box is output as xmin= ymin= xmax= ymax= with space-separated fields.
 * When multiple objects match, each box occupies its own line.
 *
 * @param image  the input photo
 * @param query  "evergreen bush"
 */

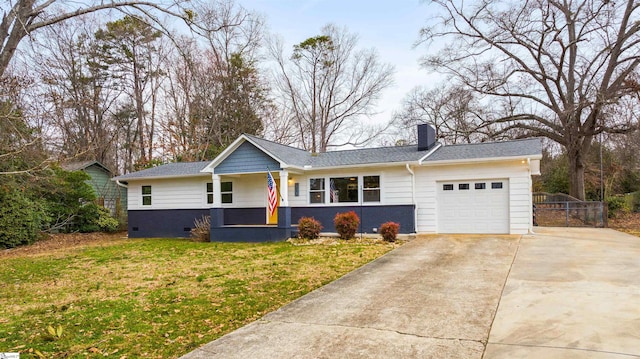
xmin=0 ymin=188 xmax=44 ymax=248
xmin=607 ymin=196 xmax=630 ymax=218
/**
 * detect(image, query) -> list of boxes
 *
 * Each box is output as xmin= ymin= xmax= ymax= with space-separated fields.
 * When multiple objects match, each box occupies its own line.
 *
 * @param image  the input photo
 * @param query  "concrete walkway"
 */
xmin=180 ymin=228 xmax=640 ymax=359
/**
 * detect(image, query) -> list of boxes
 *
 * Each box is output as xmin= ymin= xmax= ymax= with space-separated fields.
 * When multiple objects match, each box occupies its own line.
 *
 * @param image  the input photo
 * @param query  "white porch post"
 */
xmin=279 ymin=170 xmax=289 ymax=207
xmin=212 ymin=174 xmax=222 ymax=207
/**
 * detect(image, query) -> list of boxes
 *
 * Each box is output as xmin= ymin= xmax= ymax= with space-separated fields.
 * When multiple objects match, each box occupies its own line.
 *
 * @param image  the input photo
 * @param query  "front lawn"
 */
xmin=0 ymin=235 xmax=395 ymax=358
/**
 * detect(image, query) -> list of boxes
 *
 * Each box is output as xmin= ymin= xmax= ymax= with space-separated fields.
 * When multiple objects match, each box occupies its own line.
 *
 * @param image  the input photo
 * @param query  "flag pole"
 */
xmin=266 ymin=167 xmax=284 ymax=203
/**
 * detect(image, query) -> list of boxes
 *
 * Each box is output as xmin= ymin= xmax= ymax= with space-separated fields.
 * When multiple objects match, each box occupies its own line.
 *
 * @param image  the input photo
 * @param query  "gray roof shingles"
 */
xmin=423 ymin=137 xmax=543 ymax=162
xmin=114 ymin=136 xmax=542 ymax=180
xmin=113 ymin=161 xmax=210 ymax=181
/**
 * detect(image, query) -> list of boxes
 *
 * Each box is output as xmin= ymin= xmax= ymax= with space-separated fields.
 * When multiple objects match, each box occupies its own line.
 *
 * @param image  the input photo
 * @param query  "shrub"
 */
xmin=633 ymin=191 xmax=640 ymax=212
xmin=0 ymin=188 xmax=44 ymax=248
xmin=36 ymin=167 xmax=96 ymax=231
xmin=72 ymin=204 xmax=118 ymax=233
xmin=298 ymin=217 xmax=322 ymax=239
xmin=334 ymin=211 xmax=360 ymax=240
xmin=96 ymin=207 xmax=119 ymax=233
xmin=379 ymin=222 xmax=400 ymax=242
xmin=607 ymin=196 xmax=630 ymax=218
xmin=191 ymin=215 xmax=211 ymax=242
xmin=74 ymin=203 xmax=101 ymax=232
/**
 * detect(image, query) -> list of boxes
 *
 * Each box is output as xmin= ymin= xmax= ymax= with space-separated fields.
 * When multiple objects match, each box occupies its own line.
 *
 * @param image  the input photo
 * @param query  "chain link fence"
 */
xmin=533 ymin=192 xmax=606 ymax=228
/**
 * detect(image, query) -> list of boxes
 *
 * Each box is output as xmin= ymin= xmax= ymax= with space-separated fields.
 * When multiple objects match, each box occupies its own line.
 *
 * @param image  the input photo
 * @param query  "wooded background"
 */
xmin=1 ymin=0 xmax=638 ymax=246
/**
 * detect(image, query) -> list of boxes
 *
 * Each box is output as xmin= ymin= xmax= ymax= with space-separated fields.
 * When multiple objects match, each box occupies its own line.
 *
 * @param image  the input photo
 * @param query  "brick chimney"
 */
xmin=417 ymin=124 xmax=436 ymax=151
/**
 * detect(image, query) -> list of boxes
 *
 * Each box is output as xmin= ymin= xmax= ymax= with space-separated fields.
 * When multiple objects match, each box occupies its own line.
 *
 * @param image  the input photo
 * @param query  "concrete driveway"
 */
xmin=180 ymin=228 xmax=640 ymax=359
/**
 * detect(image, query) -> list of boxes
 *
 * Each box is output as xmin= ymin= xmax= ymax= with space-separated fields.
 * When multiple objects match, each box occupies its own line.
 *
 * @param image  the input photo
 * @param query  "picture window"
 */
xmin=330 ymin=177 xmax=358 ymax=203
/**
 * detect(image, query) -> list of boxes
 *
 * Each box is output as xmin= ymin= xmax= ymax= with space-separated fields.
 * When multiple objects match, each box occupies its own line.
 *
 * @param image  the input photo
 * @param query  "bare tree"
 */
xmin=0 ymin=74 xmax=50 ymax=177
xmin=391 ymin=84 xmax=491 ymax=145
xmin=0 ymin=0 xmax=205 ymax=78
xmin=34 ymin=17 xmax=122 ymax=170
xmin=420 ymin=0 xmax=640 ymax=200
xmin=271 ymin=24 xmax=394 ymax=153
xmin=161 ymin=0 xmax=268 ymax=161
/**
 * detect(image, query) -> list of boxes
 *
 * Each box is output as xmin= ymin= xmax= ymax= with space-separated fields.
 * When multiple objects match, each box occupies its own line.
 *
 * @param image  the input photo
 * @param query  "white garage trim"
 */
xmin=437 ymin=179 xmax=510 ymax=234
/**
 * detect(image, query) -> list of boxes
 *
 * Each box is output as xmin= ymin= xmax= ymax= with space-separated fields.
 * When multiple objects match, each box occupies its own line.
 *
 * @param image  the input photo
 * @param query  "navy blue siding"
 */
xmin=210 ymin=227 xmax=291 ymax=242
xmin=128 ymin=209 xmax=209 ymax=238
xmin=215 ymin=142 xmax=281 ymax=174
xmin=224 ymin=208 xmax=265 ymax=225
xmin=291 ymin=205 xmax=415 ymax=234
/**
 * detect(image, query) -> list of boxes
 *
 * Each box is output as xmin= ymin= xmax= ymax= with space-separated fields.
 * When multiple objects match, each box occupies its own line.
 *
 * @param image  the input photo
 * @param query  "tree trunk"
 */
xmin=567 ymin=145 xmax=586 ymax=201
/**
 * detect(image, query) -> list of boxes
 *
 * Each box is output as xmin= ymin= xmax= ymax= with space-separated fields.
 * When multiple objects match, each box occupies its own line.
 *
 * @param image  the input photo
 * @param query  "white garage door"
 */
xmin=437 ymin=179 xmax=509 ymax=234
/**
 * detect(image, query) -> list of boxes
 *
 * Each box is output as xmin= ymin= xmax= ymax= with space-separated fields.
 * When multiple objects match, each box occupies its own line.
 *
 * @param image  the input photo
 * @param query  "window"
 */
xmin=443 ymin=184 xmax=454 ymax=191
xmin=221 ymin=182 xmax=233 ymax=203
xmin=309 ymin=178 xmax=325 ymax=203
xmin=363 ymin=176 xmax=380 ymax=202
xmin=142 ymin=185 xmax=152 ymax=205
xmin=330 ymin=177 xmax=358 ymax=203
xmin=459 ymin=183 xmax=470 ymax=190
xmin=206 ymin=182 xmax=213 ymax=204
xmin=491 ymin=182 xmax=503 ymax=189
xmin=475 ymin=183 xmax=486 ymax=190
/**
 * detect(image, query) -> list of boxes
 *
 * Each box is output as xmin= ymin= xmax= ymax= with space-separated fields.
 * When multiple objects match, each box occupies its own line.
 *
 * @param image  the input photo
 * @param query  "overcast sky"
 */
xmin=241 ymin=0 xmax=442 ymax=125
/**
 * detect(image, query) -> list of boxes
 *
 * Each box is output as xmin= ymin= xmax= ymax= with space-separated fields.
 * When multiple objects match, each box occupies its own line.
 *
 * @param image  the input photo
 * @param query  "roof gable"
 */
xmin=215 ymin=141 xmax=281 ymax=174
xmin=61 ymin=160 xmax=112 ymax=174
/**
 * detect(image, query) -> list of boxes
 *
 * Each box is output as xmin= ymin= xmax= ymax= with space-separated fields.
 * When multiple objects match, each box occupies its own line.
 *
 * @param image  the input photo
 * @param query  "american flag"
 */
xmin=267 ymin=171 xmax=278 ymax=216
xmin=330 ymin=179 xmax=338 ymax=203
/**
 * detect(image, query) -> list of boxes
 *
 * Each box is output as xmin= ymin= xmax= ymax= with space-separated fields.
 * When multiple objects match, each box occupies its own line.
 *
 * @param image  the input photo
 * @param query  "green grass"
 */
xmin=0 ymin=238 xmax=395 ymax=358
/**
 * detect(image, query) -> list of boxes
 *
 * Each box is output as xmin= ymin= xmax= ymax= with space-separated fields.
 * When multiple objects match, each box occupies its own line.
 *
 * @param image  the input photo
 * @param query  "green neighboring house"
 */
xmin=62 ymin=160 xmax=128 ymax=222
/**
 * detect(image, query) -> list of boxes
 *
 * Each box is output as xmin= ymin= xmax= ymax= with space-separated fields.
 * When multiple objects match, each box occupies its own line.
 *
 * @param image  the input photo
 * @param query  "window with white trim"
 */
xmin=221 ymin=181 xmax=233 ymax=203
xmin=142 ymin=185 xmax=152 ymax=206
xmin=206 ymin=182 xmax=213 ymax=204
xmin=363 ymin=176 xmax=380 ymax=202
xmin=309 ymin=178 xmax=325 ymax=203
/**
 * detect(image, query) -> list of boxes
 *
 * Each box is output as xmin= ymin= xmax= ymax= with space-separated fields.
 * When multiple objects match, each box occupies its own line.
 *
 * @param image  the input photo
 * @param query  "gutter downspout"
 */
xmin=527 ymin=158 xmax=535 ymax=235
xmin=406 ymin=163 xmax=417 ymax=234
xmin=116 ymin=180 xmax=128 ymax=189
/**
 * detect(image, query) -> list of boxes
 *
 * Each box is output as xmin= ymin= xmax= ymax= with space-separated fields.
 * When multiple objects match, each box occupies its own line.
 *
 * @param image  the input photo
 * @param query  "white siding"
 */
xmin=285 ymin=166 xmax=414 ymax=207
xmin=126 ymin=158 xmax=535 ymax=235
xmin=222 ymin=174 xmax=266 ymax=208
xmin=414 ymin=159 xmax=533 ymax=235
xmin=127 ymin=176 xmax=212 ymax=210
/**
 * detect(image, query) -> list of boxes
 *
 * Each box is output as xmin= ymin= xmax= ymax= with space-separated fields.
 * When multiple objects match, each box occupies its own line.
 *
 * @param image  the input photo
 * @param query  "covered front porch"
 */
xmin=208 ymin=170 xmax=295 ymax=242
xmin=210 ymin=207 xmax=292 ymax=242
